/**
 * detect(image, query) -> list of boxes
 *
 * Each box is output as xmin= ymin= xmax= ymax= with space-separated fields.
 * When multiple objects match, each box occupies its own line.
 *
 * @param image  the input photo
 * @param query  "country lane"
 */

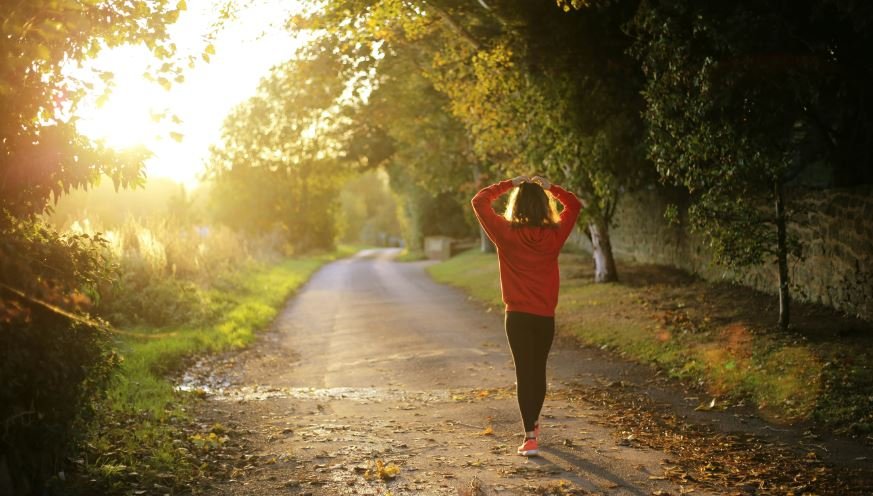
xmin=185 ymin=248 xmax=734 ymax=495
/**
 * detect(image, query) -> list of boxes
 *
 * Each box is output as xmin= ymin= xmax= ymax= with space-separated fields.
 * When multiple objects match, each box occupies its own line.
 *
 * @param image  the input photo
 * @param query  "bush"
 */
xmin=0 ymin=210 xmax=283 ymax=493
xmin=67 ymin=216 xmax=276 ymax=328
xmin=98 ymin=274 xmax=215 ymax=328
xmin=0 ymin=312 xmax=117 ymax=495
xmin=0 ymin=215 xmax=118 ymax=495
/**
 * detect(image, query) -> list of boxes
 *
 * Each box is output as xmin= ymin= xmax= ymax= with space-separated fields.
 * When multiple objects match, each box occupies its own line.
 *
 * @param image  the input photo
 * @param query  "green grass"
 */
xmin=427 ymin=250 xmax=502 ymax=306
xmin=109 ymin=254 xmax=344 ymax=411
xmin=393 ymin=248 xmax=428 ymax=262
xmin=428 ymin=249 xmax=873 ymax=436
xmin=80 ymin=245 xmax=364 ymax=493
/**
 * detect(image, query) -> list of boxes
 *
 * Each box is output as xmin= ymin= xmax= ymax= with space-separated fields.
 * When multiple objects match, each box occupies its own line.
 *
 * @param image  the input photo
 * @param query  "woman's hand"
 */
xmin=511 ymin=175 xmax=530 ymax=186
xmin=531 ymin=175 xmax=551 ymax=190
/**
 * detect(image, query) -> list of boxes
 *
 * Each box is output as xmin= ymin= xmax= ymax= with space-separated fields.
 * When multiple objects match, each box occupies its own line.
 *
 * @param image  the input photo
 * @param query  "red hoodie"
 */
xmin=471 ymin=180 xmax=582 ymax=317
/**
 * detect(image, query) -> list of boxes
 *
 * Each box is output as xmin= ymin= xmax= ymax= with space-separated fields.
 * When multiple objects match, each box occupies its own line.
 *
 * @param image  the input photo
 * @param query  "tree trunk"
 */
xmin=298 ymin=167 xmax=311 ymax=251
xmin=480 ymin=226 xmax=495 ymax=253
xmin=588 ymin=217 xmax=618 ymax=283
xmin=405 ymin=199 xmax=423 ymax=252
xmin=774 ymin=180 xmax=791 ymax=330
xmin=470 ymin=164 xmax=494 ymax=253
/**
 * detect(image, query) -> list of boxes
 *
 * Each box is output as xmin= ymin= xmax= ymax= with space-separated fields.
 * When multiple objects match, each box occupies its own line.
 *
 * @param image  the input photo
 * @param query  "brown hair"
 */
xmin=504 ymin=182 xmax=560 ymax=228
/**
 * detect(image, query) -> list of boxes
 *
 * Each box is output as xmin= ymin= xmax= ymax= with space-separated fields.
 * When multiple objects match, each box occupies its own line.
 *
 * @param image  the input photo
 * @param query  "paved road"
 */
xmin=189 ymin=248 xmax=805 ymax=494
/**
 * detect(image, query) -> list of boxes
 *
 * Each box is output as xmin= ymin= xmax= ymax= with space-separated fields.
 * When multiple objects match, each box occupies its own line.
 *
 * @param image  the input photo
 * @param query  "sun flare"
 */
xmin=75 ymin=45 xmax=167 ymax=151
xmin=71 ymin=0 xmax=305 ymax=188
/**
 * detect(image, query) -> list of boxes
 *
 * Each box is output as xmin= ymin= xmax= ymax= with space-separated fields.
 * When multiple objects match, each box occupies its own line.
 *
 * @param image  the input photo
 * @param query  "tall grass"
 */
xmin=69 ymin=215 xmax=282 ymax=281
xmin=66 ymin=215 xmax=286 ymax=327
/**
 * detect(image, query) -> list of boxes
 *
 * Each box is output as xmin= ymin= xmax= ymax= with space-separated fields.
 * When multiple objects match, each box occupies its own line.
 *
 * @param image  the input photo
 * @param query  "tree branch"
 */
xmin=0 ymin=283 xmax=177 ymax=339
xmin=421 ymin=0 xmax=482 ymax=50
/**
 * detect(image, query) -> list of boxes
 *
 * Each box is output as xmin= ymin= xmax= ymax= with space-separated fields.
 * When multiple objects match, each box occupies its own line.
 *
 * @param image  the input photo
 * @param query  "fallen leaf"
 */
xmin=364 ymin=459 xmax=400 ymax=481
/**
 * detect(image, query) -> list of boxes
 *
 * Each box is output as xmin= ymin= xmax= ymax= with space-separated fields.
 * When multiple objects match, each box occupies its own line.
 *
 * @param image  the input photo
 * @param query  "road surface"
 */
xmin=185 ymin=248 xmax=872 ymax=495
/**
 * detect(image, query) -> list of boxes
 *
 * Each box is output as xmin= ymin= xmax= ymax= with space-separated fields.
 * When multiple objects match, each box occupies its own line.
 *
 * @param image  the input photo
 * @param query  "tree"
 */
xmin=0 ymin=1 xmax=184 ymax=491
xmin=338 ymin=169 xmax=402 ymax=246
xmin=630 ymin=0 xmax=873 ymax=329
xmin=1 ymin=0 xmax=187 ymax=313
xmin=435 ymin=1 xmax=652 ymax=281
xmin=354 ymin=46 xmax=488 ymax=251
xmin=301 ymin=0 xmax=652 ymax=281
xmin=206 ymin=41 xmax=354 ymax=252
xmin=1 ymin=0 xmax=184 ymax=218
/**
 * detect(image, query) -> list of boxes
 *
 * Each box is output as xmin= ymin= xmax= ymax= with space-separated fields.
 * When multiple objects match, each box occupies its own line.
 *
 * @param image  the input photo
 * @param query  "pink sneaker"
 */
xmin=517 ymin=437 xmax=539 ymax=456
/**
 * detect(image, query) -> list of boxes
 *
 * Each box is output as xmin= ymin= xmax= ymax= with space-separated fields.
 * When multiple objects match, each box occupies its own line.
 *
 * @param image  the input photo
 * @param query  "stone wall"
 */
xmin=569 ymin=185 xmax=873 ymax=322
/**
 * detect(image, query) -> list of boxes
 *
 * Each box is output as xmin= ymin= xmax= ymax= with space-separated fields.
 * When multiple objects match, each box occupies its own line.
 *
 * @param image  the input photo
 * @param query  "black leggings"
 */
xmin=505 ymin=311 xmax=555 ymax=433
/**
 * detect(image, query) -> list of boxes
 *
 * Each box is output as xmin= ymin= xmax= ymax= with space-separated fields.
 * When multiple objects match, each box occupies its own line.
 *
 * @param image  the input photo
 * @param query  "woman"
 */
xmin=471 ymin=175 xmax=583 ymax=457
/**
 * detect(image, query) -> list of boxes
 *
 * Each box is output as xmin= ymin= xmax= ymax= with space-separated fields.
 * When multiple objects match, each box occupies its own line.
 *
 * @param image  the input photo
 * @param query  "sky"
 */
xmin=73 ymin=0 xmax=306 ymax=189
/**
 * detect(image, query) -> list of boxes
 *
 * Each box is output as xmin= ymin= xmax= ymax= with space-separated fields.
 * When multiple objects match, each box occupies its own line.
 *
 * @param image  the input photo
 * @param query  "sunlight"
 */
xmin=71 ymin=0 xmax=306 ymax=188
xmin=75 ymin=45 xmax=166 ymax=150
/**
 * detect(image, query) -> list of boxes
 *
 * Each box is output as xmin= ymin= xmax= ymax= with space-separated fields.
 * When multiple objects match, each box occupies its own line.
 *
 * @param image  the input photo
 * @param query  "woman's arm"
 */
xmin=532 ymin=176 xmax=583 ymax=244
xmin=471 ymin=177 xmax=525 ymax=245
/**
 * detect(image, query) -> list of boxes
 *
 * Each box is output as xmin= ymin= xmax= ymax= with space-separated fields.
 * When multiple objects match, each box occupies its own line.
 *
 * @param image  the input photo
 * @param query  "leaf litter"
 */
xmin=555 ymin=382 xmax=873 ymax=495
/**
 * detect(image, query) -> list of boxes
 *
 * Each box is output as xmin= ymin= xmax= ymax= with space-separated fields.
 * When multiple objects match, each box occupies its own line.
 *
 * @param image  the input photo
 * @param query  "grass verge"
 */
xmin=393 ymin=248 xmax=427 ymax=262
xmin=76 ymin=245 xmax=362 ymax=494
xmin=428 ymin=249 xmax=873 ymax=442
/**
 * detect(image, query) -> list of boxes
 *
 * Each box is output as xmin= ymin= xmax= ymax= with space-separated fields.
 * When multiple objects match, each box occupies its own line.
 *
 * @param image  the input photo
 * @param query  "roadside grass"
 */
xmin=428 ymin=249 xmax=873 ymax=441
xmin=394 ymin=248 xmax=427 ymax=262
xmin=428 ymin=250 xmax=502 ymax=306
xmin=78 ymin=245 xmax=363 ymax=493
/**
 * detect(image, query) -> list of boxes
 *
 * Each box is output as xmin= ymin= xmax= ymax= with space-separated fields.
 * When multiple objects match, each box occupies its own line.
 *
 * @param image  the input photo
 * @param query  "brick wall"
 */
xmin=569 ymin=185 xmax=873 ymax=321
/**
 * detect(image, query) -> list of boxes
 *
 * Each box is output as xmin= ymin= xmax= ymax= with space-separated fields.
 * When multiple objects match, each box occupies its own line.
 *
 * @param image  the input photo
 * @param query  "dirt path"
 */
xmin=184 ymin=249 xmax=873 ymax=495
